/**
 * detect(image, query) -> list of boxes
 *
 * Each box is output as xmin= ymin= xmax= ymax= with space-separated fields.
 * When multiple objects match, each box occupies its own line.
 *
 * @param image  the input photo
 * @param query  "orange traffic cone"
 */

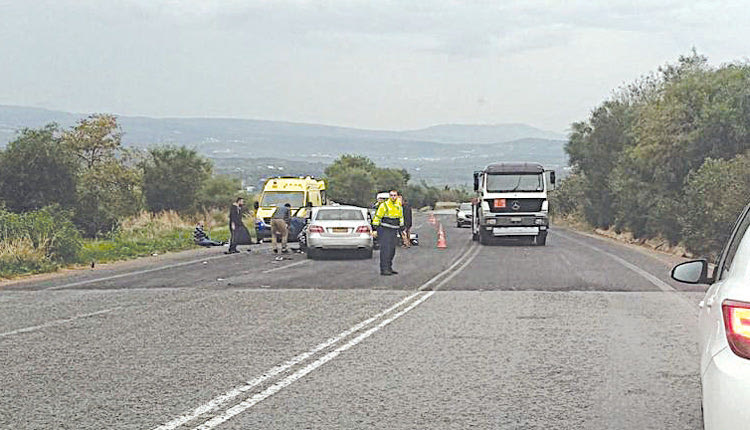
xmin=437 ymin=224 xmax=447 ymax=249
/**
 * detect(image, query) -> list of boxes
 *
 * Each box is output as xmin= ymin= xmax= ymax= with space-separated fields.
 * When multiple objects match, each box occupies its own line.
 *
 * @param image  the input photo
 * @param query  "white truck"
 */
xmin=471 ymin=162 xmax=555 ymax=246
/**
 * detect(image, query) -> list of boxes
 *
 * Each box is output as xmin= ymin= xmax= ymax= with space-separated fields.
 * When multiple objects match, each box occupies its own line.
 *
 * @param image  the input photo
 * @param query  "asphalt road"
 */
xmin=0 ymin=212 xmax=706 ymax=429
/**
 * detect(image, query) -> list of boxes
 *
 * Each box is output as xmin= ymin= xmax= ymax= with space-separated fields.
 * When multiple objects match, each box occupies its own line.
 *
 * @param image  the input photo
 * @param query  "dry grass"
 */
xmin=0 ymin=238 xmax=54 ymax=277
xmin=81 ymin=208 xmax=238 ymax=263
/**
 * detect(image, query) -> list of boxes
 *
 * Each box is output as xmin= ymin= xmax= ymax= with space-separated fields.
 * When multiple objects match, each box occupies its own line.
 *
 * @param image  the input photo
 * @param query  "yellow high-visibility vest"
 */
xmin=373 ymin=200 xmax=404 ymax=228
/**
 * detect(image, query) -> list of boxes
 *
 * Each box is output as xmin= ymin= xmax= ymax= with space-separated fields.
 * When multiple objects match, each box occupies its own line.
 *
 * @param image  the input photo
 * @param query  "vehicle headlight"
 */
xmin=487 ymin=218 xmax=497 ymax=225
xmin=541 ymin=200 xmax=549 ymax=211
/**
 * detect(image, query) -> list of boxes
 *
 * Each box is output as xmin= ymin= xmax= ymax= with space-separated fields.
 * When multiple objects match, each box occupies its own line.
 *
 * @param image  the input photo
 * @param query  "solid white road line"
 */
xmin=155 ymin=241 xmax=478 ymax=429
xmin=552 ymin=230 xmax=676 ymax=292
xmin=45 ymin=254 xmax=233 ymax=291
xmin=0 ymin=308 xmax=118 ymax=338
xmin=553 ymin=229 xmax=699 ymax=311
xmin=261 ymin=259 xmax=310 ymax=274
xmin=193 ymin=291 xmax=437 ymax=430
xmin=153 ymin=292 xmax=422 ymax=430
xmin=430 ymin=245 xmax=482 ymax=291
xmin=419 ymin=242 xmax=477 ymax=291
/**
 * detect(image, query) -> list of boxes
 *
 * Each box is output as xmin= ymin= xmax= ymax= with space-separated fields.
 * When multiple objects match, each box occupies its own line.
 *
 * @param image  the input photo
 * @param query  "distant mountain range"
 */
xmin=0 ymin=105 xmax=569 ymax=186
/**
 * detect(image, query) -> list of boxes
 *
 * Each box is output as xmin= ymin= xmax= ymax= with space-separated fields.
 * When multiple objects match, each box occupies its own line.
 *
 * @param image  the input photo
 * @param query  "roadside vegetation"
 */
xmin=0 ymin=115 xmax=463 ymax=279
xmin=325 ymin=154 xmax=472 ymax=208
xmin=551 ymin=50 xmax=750 ymax=259
xmin=0 ymin=114 xmax=249 ymax=278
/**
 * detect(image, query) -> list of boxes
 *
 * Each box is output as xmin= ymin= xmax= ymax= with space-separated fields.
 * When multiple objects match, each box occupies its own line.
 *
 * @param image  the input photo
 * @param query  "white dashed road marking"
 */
xmin=0 ymin=308 xmax=118 ymax=338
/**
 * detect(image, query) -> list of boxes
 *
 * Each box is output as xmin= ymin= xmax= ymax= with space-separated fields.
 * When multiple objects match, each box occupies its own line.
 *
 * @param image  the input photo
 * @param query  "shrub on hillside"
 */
xmin=680 ymin=155 xmax=750 ymax=259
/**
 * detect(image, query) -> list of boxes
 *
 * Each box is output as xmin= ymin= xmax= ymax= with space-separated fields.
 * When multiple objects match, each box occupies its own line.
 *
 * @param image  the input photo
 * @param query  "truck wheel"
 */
xmin=479 ymin=228 xmax=492 ymax=245
xmin=535 ymin=232 xmax=547 ymax=246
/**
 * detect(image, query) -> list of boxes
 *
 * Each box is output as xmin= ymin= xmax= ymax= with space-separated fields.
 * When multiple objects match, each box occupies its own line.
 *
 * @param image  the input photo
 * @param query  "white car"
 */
xmin=455 ymin=202 xmax=473 ymax=227
xmin=671 ymin=202 xmax=750 ymax=429
xmin=305 ymin=205 xmax=373 ymax=259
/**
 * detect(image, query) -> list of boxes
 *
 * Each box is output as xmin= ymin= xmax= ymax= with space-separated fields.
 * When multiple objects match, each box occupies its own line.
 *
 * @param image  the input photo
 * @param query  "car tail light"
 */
xmin=308 ymin=225 xmax=324 ymax=233
xmin=356 ymin=226 xmax=371 ymax=233
xmin=722 ymin=299 xmax=750 ymax=360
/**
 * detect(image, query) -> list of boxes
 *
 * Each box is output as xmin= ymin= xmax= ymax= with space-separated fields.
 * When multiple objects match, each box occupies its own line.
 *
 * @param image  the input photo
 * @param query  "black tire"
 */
xmin=457 ymin=221 xmax=461 ymax=228
xmin=535 ymin=232 xmax=547 ymax=246
xmin=479 ymin=228 xmax=492 ymax=245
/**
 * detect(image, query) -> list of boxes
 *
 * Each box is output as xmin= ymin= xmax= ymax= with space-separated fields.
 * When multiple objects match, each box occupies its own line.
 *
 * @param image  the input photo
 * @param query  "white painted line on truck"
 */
xmin=155 ymin=241 xmax=478 ymax=429
xmin=194 ymin=290 xmax=437 ymax=430
xmin=0 ymin=308 xmax=118 ymax=338
xmin=261 ymin=259 xmax=310 ymax=274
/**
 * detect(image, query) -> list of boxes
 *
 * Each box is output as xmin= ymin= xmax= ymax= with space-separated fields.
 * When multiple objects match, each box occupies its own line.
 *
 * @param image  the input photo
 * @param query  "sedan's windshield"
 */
xmin=486 ymin=174 xmax=543 ymax=192
xmin=260 ymin=191 xmax=305 ymax=207
xmin=315 ymin=209 xmax=364 ymax=221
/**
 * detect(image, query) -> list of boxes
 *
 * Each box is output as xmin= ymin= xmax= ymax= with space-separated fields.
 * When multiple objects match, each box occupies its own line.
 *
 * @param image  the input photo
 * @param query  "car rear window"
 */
xmin=315 ymin=209 xmax=364 ymax=221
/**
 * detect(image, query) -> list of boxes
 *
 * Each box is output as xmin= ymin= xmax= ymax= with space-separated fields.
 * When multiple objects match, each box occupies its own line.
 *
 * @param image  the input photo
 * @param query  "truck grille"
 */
xmin=492 ymin=216 xmax=537 ymax=226
xmin=487 ymin=198 xmax=544 ymax=213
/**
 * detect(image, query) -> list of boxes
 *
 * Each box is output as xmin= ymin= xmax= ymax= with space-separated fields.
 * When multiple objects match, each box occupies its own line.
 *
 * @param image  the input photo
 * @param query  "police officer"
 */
xmin=372 ymin=190 xmax=404 ymax=276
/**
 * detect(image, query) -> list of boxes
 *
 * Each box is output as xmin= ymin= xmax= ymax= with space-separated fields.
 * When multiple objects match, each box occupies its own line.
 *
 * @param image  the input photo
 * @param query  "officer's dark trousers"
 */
xmin=378 ymin=226 xmax=398 ymax=273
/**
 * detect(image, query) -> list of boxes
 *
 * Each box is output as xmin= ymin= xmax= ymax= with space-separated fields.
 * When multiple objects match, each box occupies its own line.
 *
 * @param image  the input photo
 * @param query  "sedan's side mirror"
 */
xmin=671 ymin=259 xmax=712 ymax=284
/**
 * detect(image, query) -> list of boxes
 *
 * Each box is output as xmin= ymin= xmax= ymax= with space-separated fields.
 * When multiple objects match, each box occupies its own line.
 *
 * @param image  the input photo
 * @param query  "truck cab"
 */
xmin=471 ymin=162 xmax=555 ymax=246
xmin=255 ymin=176 xmax=327 ymax=241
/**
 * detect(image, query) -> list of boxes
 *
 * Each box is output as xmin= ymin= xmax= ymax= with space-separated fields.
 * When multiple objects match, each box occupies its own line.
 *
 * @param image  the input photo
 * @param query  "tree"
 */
xmin=196 ymin=175 xmax=242 ymax=210
xmin=681 ymin=155 xmax=750 ymax=258
xmin=142 ymin=146 xmax=212 ymax=212
xmin=0 ymin=124 xmax=78 ymax=212
xmin=64 ymin=114 xmax=122 ymax=169
xmin=326 ymin=167 xmax=376 ymax=207
xmin=373 ymin=167 xmax=408 ymax=192
xmin=324 ymin=154 xmax=377 ymax=177
xmin=63 ymin=114 xmax=141 ymax=237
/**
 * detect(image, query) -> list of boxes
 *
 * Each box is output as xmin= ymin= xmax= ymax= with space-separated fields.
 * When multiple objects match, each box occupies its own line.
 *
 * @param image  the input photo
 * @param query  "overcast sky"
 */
xmin=1 ymin=0 xmax=748 ymax=133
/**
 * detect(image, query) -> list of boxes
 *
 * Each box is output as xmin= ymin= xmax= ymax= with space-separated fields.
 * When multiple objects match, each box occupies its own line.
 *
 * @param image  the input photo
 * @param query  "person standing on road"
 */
xmin=372 ymin=190 xmax=404 ymax=276
xmin=226 ymin=197 xmax=246 ymax=254
xmin=400 ymin=194 xmax=413 ymax=248
xmin=271 ymin=202 xmax=291 ymax=254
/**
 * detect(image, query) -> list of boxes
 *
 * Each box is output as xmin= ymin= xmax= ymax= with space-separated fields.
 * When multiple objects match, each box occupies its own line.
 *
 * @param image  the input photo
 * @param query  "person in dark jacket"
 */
xmin=194 ymin=222 xmax=225 ymax=247
xmin=400 ymin=194 xmax=413 ymax=248
xmin=226 ymin=197 xmax=246 ymax=254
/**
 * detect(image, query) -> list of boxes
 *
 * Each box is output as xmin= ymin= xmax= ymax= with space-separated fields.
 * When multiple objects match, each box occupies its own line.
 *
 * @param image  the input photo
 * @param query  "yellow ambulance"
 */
xmin=254 ymin=176 xmax=327 ymax=241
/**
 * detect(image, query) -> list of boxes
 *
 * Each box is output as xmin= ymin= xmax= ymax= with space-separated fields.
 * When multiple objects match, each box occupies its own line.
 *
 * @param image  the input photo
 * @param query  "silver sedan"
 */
xmin=305 ymin=206 xmax=374 ymax=259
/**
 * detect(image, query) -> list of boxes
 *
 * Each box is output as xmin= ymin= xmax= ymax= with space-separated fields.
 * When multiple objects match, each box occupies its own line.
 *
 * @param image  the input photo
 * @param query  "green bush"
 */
xmin=680 ymin=155 xmax=750 ymax=259
xmin=0 ymin=207 xmax=82 ymax=277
